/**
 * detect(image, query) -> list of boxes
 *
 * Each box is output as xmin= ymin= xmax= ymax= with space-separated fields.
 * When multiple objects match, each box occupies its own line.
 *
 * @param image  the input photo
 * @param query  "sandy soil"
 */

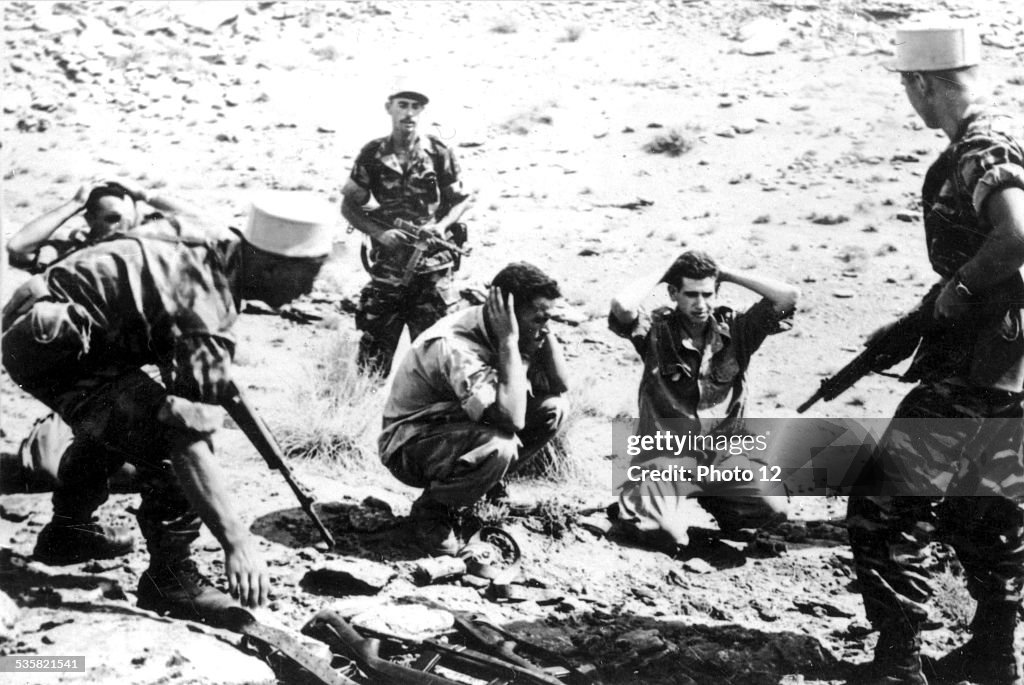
xmin=3 ymin=1 xmax=1024 ymax=683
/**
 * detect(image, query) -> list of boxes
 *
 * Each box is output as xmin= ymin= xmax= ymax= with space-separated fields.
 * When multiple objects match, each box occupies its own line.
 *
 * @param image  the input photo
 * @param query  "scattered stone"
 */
xmin=751 ymin=599 xmax=780 ymax=622
xmin=351 ymin=604 xmax=454 ymax=641
xmin=302 ymin=558 xmax=396 ymax=596
xmin=614 ymin=628 xmax=665 ymax=654
xmin=793 ymin=599 xmax=856 ymax=618
xmin=737 ymin=17 xmax=788 ymax=56
xmin=0 ymin=590 xmax=19 ymax=639
xmin=832 ymin=290 xmax=855 ymax=299
xmin=681 ymin=558 xmax=715 ymax=574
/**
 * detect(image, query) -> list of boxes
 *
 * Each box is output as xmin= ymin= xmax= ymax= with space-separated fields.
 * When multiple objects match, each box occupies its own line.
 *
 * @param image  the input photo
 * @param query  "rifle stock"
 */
xmin=797 ymin=284 xmax=941 ymax=414
xmin=222 ymin=381 xmax=335 ymax=548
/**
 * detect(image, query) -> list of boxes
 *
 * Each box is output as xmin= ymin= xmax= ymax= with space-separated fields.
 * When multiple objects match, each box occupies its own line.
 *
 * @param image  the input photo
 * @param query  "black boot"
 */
xmin=944 ymin=600 xmax=1022 ymax=685
xmin=33 ymin=516 xmax=134 ymax=565
xmin=409 ymin=495 xmax=460 ymax=557
xmin=137 ymin=558 xmax=237 ymax=625
xmin=868 ymin=624 xmax=929 ymax=685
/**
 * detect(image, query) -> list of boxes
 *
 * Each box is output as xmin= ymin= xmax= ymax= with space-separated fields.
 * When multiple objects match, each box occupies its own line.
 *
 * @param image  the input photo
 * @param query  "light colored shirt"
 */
xmin=379 ymin=306 xmax=542 ymax=462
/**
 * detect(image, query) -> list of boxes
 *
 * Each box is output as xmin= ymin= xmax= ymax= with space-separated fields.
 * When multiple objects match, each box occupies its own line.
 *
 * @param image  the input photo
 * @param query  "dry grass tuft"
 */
xmin=559 ymin=25 xmax=584 ymax=43
xmin=930 ymin=556 xmax=974 ymax=631
xmin=276 ymin=333 xmax=385 ymax=470
xmin=643 ymin=129 xmax=695 ymax=157
xmin=490 ymin=20 xmax=518 ymax=34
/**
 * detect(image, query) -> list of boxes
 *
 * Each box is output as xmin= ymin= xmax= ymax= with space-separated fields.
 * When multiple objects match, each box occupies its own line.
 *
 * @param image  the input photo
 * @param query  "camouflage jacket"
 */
xmin=349 ymin=134 xmax=465 ymax=277
xmin=907 ymin=106 xmax=1024 ymax=391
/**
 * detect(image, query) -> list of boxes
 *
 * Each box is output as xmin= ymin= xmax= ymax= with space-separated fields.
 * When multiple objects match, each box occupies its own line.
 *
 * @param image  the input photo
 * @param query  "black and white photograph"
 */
xmin=2 ymin=1 xmax=1024 ymax=683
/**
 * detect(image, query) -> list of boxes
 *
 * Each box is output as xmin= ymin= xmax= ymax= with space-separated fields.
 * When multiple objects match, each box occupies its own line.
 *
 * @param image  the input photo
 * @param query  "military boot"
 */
xmin=33 ymin=516 xmax=135 ymax=565
xmin=868 ymin=624 xmax=929 ymax=685
xmin=137 ymin=558 xmax=237 ymax=626
xmin=409 ymin=495 xmax=461 ymax=557
xmin=944 ymin=600 xmax=1022 ymax=685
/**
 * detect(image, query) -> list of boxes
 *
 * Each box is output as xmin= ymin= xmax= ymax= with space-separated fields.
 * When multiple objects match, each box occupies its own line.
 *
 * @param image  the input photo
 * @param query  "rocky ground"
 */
xmin=3 ymin=1 xmax=1024 ymax=683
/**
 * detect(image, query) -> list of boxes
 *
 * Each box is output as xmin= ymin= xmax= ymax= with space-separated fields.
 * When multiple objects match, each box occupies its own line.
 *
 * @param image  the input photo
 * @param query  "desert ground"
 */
xmin=3 ymin=1 xmax=1024 ymax=683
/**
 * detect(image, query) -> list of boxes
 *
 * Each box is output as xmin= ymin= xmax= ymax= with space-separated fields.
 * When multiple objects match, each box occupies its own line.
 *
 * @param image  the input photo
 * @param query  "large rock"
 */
xmin=301 ymin=558 xmax=396 ymax=596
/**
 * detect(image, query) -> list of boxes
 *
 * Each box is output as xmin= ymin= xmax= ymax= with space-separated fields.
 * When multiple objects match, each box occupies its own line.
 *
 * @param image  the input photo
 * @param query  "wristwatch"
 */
xmin=953 ymin=275 xmax=975 ymax=299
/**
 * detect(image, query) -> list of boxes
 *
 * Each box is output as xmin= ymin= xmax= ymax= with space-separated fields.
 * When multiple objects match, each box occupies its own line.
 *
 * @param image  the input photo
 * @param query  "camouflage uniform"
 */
xmin=2 ymin=223 xmax=240 ymax=564
xmin=349 ymin=134 xmax=467 ymax=375
xmin=848 ymin=108 xmax=1024 ymax=633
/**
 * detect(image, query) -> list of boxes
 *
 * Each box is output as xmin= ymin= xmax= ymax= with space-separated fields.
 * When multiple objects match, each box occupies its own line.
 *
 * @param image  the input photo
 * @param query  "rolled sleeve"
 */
xmin=349 ymin=145 xmax=376 ymax=191
xmin=731 ymin=298 xmax=794 ymax=367
xmin=439 ymin=338 xmax=498 ymax=422
xmin=170 ymin=334 xmax=234 ymax=405
xmin=608 ymin=308 xmax=652 ymax=358
xmin=971 ymin=162 xmax=1024 ymax=216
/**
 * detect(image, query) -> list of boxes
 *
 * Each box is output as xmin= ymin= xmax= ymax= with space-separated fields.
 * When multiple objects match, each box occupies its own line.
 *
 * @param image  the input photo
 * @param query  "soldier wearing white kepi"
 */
xmin=2 ymin=192 xmax=334 ymax=625
xmin=847 ymin=24 xmax=1024 ymax=685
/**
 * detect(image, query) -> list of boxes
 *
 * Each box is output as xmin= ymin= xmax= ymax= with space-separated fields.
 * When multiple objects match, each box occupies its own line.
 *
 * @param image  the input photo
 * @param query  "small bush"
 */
xmin=490 ymin=20 xmax=518 ymax=34
xmin=559 ymin=25 xmax=584 ymax=43
xmin=276 ymin=333 xmax=385 ymax=469
xmin=930 ymin=559 xmax=974 ymax=631
xmin=643 ymin=129 xmax=695 ymax=157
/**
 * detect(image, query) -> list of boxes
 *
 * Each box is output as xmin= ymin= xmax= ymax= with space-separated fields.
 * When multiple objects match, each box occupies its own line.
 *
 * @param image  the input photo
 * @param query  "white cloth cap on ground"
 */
xmin=244 ymin=191 xmax=335 ymax=257
xmin=888 ymin=22 xmax=981 ymax=72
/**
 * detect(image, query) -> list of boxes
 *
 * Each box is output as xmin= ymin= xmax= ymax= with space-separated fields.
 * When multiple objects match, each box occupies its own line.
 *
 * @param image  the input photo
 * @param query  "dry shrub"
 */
xmin=512 ymin=379 xmax=609 ymax=487
xmin=643 ymin=129 xmax=695 ymax=157
xmin=276 ymin=333 xmax=385 ymax=470
xmin=490 ymin=20 xmax=518 ymax=34
xmin=500 ymin=105 xmax=556 ymax=135
xmin=559 ymin=25 xmax=584 ymax=43
xmin=930 ymin=558 xmax=974 ymax=631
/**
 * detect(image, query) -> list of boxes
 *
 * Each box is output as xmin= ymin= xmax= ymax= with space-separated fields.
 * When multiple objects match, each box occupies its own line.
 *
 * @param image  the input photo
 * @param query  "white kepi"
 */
xmin=244 ymin=190 xmax=335 ymax=258
xmin=888 ymin=22 xmax=981 ymax=72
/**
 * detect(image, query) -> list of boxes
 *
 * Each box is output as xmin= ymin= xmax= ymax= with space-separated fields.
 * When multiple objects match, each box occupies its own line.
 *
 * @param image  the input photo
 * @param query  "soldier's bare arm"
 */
xmin=6 ymin=185 xmax=88 ymax=260
xmin=936 ymin=187 xmax=1024 ymax=318
xmin=609 ymin=256 xmax=680 ymax=326
xmin=718 ymin=268 xmax=801 ymax=315
xmin=168 ymin=434 xmax=269 ymax=608
xmin=340 ymin=178 xmax=409 ymax=249
xmin=482 ymin=287 xmax=529 ymax=432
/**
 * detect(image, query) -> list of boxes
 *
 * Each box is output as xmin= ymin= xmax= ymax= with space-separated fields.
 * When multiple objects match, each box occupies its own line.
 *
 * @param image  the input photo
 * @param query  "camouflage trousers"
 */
xmin=355 ymin=275 xmax=452 ymax=376
xmin=848 ymin=381 xmax=1024 ymax=630
xmin=384 ymin=395 xmax=568 ymax=509
xmin=2 ymin=305 xmax=201 ymax=564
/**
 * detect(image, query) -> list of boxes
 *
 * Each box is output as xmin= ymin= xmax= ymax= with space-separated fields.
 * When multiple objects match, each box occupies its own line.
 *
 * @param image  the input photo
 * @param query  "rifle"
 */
xmin=363 ymin=216 xmax=471 ymax=286
xmin=222 ymin=381 xmax=335 ymax=548
xmin=797 ymin=284 xmax=941 ymax=414
xmin=302 ymin=610 xmax=599 ymax=685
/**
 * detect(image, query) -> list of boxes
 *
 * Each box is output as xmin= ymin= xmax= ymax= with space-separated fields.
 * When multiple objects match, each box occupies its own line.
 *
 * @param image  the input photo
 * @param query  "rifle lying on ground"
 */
xmin=302 ymin=609 xmax=601 ymax=685
xmin=222 ymin=381 xmax=336 ymax=548
xmin=797 ymin=284 xmax=941 ymax=414
xmin=362 ymin=216 xmax=471 ymax=286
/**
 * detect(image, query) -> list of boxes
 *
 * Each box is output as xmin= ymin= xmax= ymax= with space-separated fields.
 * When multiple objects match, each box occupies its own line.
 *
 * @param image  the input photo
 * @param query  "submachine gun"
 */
xmin=798 ymin=284 xmax=941 ymax=414
xmin=360 ymin=217 xmax=471 ymax=286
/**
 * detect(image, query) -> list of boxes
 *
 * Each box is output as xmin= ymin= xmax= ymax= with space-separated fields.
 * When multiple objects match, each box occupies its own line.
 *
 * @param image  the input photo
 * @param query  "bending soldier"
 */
xmin=2 ymin=194 xmax=333 ymax=623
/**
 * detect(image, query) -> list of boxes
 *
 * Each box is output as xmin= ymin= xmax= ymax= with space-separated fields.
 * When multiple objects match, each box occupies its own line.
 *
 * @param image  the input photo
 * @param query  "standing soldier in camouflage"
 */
xmin=341 ymin=84 xmax=474 ymax=375
xmin=847 ymin=24 xmax=1024 ymax=685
